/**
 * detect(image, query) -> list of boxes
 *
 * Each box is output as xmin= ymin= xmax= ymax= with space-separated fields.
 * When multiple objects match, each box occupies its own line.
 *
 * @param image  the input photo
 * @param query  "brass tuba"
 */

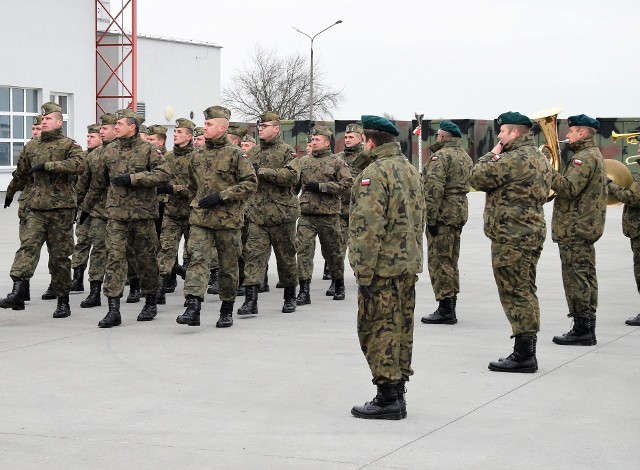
xmin=530 ymin=107 xmax=564 ymax=200
xmin=604 ymin=159 xmax=633 ymax=205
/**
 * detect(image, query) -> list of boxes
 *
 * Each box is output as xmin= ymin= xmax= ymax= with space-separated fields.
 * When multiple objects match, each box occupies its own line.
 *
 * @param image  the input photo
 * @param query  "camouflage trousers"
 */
xmin=426 ymin=225 xmax=462 ymax=301
xmin=184 ymin=226 xmax=241 ymax=301
xmin=491 ymin=242 xmax=542 ymax=337
xmin=71 ymin=215 xmax=91 ymax=269
xmin=127 ymin=234 xmax=138 ymax=280
xmin=357 ymin=274 xmax=417 ymax=385
xmin=558 ymin=242 xmax=598 ymax=317
xmin=209 ymin=240 xmax=219 ymax=270
xmin=338 ymin=216 xmax=349 ymax=266
xmin=296 ymin=214 xmax=344 ymax=281
xmin=10 ymin=208 xmax=74 ymax=296
xmin=103 ymin=219 xmax=159 ymax=298
xmin=237 ymin=220 xmax=249 ymax=282
xmin=631 ymin=237 xmax=640 ymax=294
xmin=243 ymin=221 xmax=297 ymax=287
xmin=87 ymin=217 xmax=107 ymax=282
xmin=157 ymin=215 xmax=190 ymax=276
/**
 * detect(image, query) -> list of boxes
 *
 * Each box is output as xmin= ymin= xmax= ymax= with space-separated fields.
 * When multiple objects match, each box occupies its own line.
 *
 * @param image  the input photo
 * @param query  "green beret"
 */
xmin=147 ymin=125 xmax=167 ymax=136
xmin=361 ymin=115 xmax=400 ymax=136
xmin=203 ymin=105 xmax=231 ymax=120
xmin=242 ymin=134 xmax=256 ymax=144
xmin=227 ymin=125 xmax=247 ymax=138
xmin=139 ymin=125 xmax=149 ymax=134
xmin=346 ymin=123 xmax=363 ymax=134
xmin=439 ymin=120 xmax=462 ymax=138
xmin=32 ymin=115 xmax=43 ymax=125
xmin=41 ymin=102 xmax=61 ymax=116
xmin=568 ymin=114 xmax=599 ymax=130
xmin=496 ymin=111 xmax=533 ymax=128
xmin=259 ymin=111 xmax=281 ymax=122
xmin=193 ymin=127 xmax=204 ymax=137
xmin=116 ymin=108 xmax=145 ymax=125
xmin=313 ymin=126 xmax=333 ymax=138
xmin=100 ymin=113 xmax=117 ymax=125
xmin=175 ymin=118 xmax=195 ymax=130
xmin=87 ymin=124 xmax=100 ymax=134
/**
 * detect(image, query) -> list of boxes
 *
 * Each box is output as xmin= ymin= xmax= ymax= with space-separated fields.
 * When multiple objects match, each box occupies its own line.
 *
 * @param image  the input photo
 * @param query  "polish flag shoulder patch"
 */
xmin=242 ymin=153 xmax=249 ymax=158
xmin=573 ymin=159 xmax=583 ymax=165
xmin=492 ymin=154 xmax=501 ymax=162
xmin=431 ymin=156 xmax=438 ymax=161
xmin=361 ymin=178 xmax=371 ymax=186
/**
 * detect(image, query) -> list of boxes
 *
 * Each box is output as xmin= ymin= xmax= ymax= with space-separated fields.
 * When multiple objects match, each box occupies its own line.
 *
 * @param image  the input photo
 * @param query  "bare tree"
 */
xmin=222 ymin=47 xmax=343 ymax=121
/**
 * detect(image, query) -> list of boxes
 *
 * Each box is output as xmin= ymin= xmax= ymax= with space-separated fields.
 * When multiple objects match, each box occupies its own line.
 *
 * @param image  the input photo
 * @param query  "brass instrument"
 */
xmin=612 ymin=131 xmax=640 ymax=145
xmin=530 ymin=107 xmax=564 ymax=200
xmin=625 ymin=155 xmax=640 ymax=165
xmin=604 ymin=159 xmax=633 ymax=205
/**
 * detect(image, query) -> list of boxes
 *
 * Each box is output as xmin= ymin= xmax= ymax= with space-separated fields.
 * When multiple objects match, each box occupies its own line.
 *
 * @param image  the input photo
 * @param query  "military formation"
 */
xmin=2 ymin=101 xmax=638 ymax=421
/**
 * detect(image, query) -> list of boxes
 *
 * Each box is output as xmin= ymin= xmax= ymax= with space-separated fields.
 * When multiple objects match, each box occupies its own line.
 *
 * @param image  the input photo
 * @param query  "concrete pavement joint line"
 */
xmin=0 ymin=329 xmax=101 ymax=354
xmin=358 ymin=329 xmax=638 ymax=470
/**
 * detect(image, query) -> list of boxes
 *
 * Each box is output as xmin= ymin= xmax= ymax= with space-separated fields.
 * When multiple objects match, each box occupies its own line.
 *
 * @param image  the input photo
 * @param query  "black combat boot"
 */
xmin=24 ymin=280 xmax=30 ymax=302
xmin=237 ymin=284 xmax=246 ymax=296
xmin=325 ymin=280 xmax=335 ymax=297
xmin=156 ymin=275 xmax=168 ymax=305
xmin=0 ymin=280 xmax=27 ymax=310
xmin=552 ymin=314 xmax=595 ymax=346
xmin=625 ymin=313 xmax=640 ymax=326
xmin=126 ymin=278 xmax=141 ymax=303
xmin=98 ymin=297 xmax=121 ymax=328
xmin=177 ymin=295 xmax=201 ymax=326
xmin=499 ymin=337 xmax=538 ymax=370
xmin=53 ymin=294 xmax=71 ymax=318
xmin=396 ymin=381 xmax=407 ymax=419
xmin=351 ymin=383 xmax=403 ymax=420
xmin=421 ymin=297 xmax=457 ymax=324
xmin=322 ymin=261 xmax=331 ymax=280
xmin=282 ymin=286 xmax=297 ymax=313
xmin=590 ymin=316 xmax=597 ymax=345
xmin=137 ymin=292 xmax=158 ymax=321
xmin=207 ymin=268 xmax=219 ymax=295
xmin=165 ymin=266 xmax=178 ymax=293
xmin=41 ymin=283 xmax=56 ymax=300
xmin=332 ymin=278 xmax=345 ymax=301
xmin=70 ymin=265 xmax=85 ymax=292
xmin=80 ymin=281 xmax=102 ymax=308
xmin=258 ymin=268 xmax=270 ymax=293
xmin=296 ymin=280 xmax=311 ymax=305
xmin=176 ymin=259 xmax=189 ymax=280
xmin=276 ymin=281 xmax=284 ymax=288
xmin=237 ymin=285 xmax=259 ymax=316
xmin=216 ymin=300 xmax=234 ymax=328
xmin=488 ymin=336 xmax=537 ymax=373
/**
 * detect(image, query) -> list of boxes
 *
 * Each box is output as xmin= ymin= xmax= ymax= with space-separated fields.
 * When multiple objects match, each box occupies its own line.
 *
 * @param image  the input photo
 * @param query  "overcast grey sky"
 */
xmin=137 ymin=0 xmax=640 ymax=121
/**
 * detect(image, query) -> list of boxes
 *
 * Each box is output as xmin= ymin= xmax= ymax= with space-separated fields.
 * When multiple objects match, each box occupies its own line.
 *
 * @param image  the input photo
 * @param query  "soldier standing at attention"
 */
xmin=176 ymin=106 xmax=257 ymax=328
xmin=237 ymin=112 xmax=300 ymax=316
xmin=349 ymin=115 xmax=425 ymax=420
xmin=421 ymin=121 xmax=473 ymax=325
xmin=551 ymin=115 xmax=606 ymax=346
xmin=193 ymin=127 xmax=206 ymax=148
xmin=470 ymin=112 xmax=552 ymax=373
xmin=139 ymin=125 xmax=149 ymax=142
xmin=0 ymin=102 xmax=85 ymax=317
xmin=227 ymin=125 xmax=245 ymax=147
xmin=79 ymin=109 xmax=170 ymax=328
xmin=241 ymin=134 xmax=256 ymax=154
xmin=295 ymin=126 xmax=352 ymax=305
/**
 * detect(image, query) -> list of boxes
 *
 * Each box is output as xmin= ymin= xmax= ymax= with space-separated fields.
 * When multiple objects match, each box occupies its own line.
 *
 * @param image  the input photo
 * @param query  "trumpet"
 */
xmin=612 ymin=131 xmax=640 ymax=144
xmin=625 ymin=155 xmax=640 ymax=166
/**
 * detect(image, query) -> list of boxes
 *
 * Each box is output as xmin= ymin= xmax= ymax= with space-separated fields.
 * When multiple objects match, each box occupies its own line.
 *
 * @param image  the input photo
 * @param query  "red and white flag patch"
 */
xmin=361 ymin=178 xmax=371 ymax=186
xmin=492 ymin=154 xmax=501 ymax=161
xmin=431 ymin=156 xmax=438 ymax=161
xmin=242 ymin=153 xmax=249 ymax=158
xmin=573 ymin=159 xmax=583 ymax=165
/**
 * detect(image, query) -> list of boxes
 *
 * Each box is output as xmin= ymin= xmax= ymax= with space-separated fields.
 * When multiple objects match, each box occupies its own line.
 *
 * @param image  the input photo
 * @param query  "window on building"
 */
xmin=0 ymin=86 xmax=40 ymax=167
xmin=50 ymin=92 xmax=72 ymax=137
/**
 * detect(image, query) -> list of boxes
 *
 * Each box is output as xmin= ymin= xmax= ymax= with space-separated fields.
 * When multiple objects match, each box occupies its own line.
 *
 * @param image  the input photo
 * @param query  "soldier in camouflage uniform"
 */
xmin=608 ymin=171 xmax=640 ymax=325
xmin=470 ymin=112 xmax=553 ymax=373
xmin=227 ymin=125 xmax=245 ymax=147
xmin=176 ymin=105 xmax=257 ymax=328
xmin=237 ymin=112 xmax=300 ymax=316
xmin=193 ymin=127 xmax=206 ymax=149
xmin=80 ymin=109 xmax=170 ymax=328
xmin=156 ymin=118 xmax=195 ymax=304
xmin=139 ymin=125 xmax=149 ymax=142
xmin=420 ymin=121 xmax=473 ymax=325
xmin=146 ymin=125 xmax=168 ymax=155
xmin=0 ymin=102 xmax=85 ymax=318
xmin=295 ymin=126 xmax=352 ymax=305
xmin=241 ymin=134 xmax=256 ymax=154
xmin=349 ymin=115 xmax=425 ymax=420
xmin=551 ymin=115 xmax=606 ymax=346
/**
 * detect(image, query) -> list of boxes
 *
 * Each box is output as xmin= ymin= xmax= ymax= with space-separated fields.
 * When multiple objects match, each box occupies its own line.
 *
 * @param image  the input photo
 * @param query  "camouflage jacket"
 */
xmin=608 ymin=174 xmax=640 ymax=239
xmin=423 ymin=138 xmax=473 ymax=228
xmin=77 ymin=141 xmax=114 ymax=219
xmin=6 ymin=138 xmax=38 ymax=208
xmin=470 ymin=134 xmax=552 ymax=247
xmin=12 ymin=128 xmax=85 ymax=210
xmin=348 ymin=142 xmax=425 ymax=286
xmin=550 ymin=137 xmax=606 ymax=244
xmin=245 ymin=136 xmax=300 ymax=226
xmin=297 ymin=148 xmax=353 ymax=216
xmin=82 ymin=135 xmax=170 ymax=221
xmin=187 ymin=134 xmax=258 ymax=230
xmin=335 ymin=143 xmax=369 ymax=218
xmin=76 ymin=146 xmax=99 ymax=209
xmin=164 ymin=142 xmax=194 ymax=221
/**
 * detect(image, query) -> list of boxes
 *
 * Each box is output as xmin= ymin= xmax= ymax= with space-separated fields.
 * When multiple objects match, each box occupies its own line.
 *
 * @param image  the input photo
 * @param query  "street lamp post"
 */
xmin=293 ymin=20 xmax=343 ymax=122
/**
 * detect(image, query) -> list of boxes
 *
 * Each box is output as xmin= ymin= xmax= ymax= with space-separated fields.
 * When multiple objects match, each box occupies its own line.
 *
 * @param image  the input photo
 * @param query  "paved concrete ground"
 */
xmin=0 ymin=192 xmax=638 ymax=469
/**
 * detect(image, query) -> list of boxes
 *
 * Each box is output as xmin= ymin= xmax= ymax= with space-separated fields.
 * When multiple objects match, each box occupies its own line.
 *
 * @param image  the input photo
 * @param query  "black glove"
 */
xmin=359 ymin=285 xmax=372 ymax=302
xmin=4 ymin=197 xmax=12 ymax=208
xmin=304 ymin=182 xmax=320 ymax=192
xmin=198 ymin=192 xmax=223 ymax=209
xmin=78 ymin=211 xmax=90 ymax=225
xmin=427 ymin=224 xmax=438 ymax=237
xmin=28 ymin=163 xmax=46 ymax=174
xmin=252 ymin=163 xmax=260 ymax=173
xmin=156 ymin=184 xmax=174 ymax=195
xmin=112 ymin=174 xmax=132 ymax=187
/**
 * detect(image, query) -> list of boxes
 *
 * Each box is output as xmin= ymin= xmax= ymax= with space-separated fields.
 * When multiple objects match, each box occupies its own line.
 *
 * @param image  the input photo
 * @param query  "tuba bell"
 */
xmin=604 ymin=159 xmax=633 ymax=205
xmin=530 ymin=107 xmax=564 ymax=201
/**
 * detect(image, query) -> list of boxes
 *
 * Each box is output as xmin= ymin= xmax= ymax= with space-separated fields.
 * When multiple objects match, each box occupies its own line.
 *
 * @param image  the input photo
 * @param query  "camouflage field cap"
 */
xmin=41 ymin=102 xmax=62 ymax=116
xmin=361 ymin=115 xmax=400 ymax=136
xmin=33 ymin=115 xmax=43 ymax=125
xmin=139 ymin=125 xmax=149 ymax=134
xmin=147 ymin=124 xmax=168 ymax=136
xmin=496 ymin=111 xmax=533 ymax=128
xmin=193 ymin=127 xmax=204 ymax=137
xmin=439 ymin=120 xmax=462 ymax=137
xmin=242 ymin=134 xmax=256 ymax=144
xmin=87 ymin=124 xmax=100 ymax=134
xmin=227 ymin=125 xmax=248 ymax=138
xmin=312 ymin=126 xmax=333 ymax=138
xmin=175 ymin=118 xmax=196 ymax=130
xmin=568 ymin=114 xmax=600 ymax=129
xmin=259 ymin=111 xmax=281 ymax=123
xmin=345 ymin=123 xmax=363 ymax=134
xmin=203 ymin=105 xmax=231 ymax=121
xmin=116 ymin=108 xmax=145 ymax=125
xmin=100 ymin=113 xmax=117 ymax=125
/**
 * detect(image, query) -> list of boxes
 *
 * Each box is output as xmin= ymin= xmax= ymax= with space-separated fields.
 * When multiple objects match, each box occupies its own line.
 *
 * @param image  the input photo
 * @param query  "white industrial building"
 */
xmin=0 ymin=0 xmax=222 ymax=190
